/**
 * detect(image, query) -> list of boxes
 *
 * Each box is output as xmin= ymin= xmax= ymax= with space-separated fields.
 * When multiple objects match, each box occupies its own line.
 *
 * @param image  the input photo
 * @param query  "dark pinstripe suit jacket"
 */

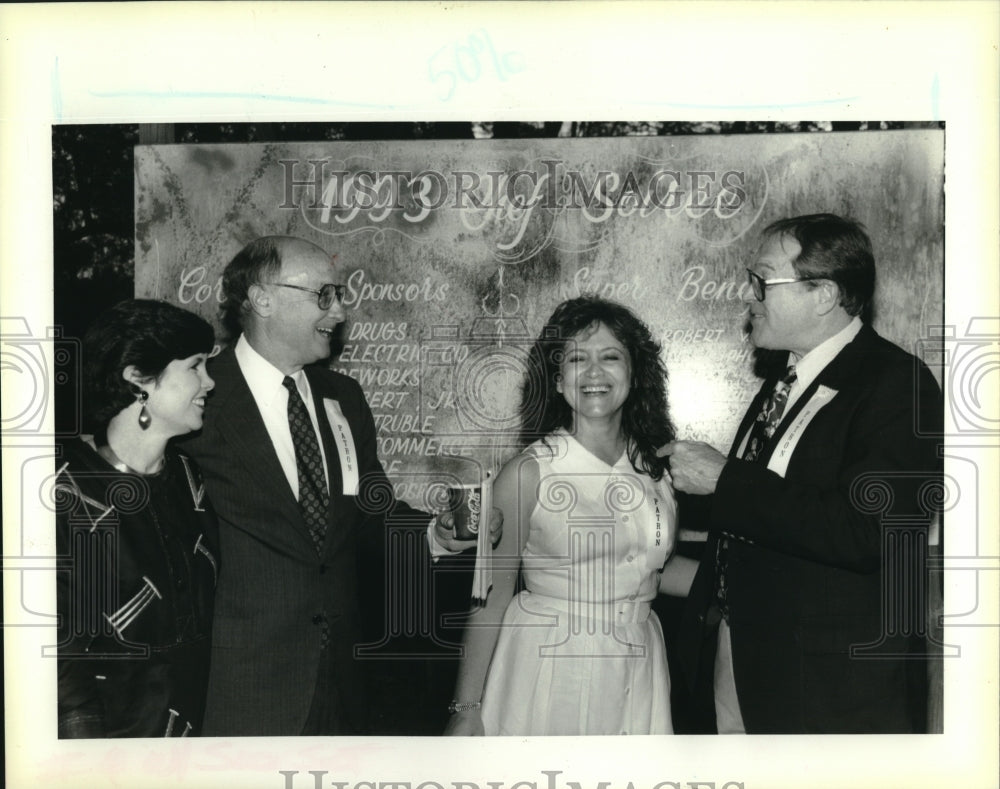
xmin=181 ymin=346 xmax=426 ymax=735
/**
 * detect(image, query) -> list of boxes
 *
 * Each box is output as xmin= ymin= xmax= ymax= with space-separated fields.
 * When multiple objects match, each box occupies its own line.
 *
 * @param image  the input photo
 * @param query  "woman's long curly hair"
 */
xmin=517 ymin=296 xmax=674 ymax=480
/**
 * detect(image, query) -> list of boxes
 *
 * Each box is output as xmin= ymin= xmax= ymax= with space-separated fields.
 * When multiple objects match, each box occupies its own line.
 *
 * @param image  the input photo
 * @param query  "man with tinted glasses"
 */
xmin=660 ymin=214 xmax=942 ymax=733
xmin=182 ymin=236 xmax=493 ymax=735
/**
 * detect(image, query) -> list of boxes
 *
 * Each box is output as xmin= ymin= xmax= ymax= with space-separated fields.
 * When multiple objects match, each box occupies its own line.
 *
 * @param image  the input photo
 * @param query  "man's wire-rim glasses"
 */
xmin=268 ymin=282 xmax=346 ymax=310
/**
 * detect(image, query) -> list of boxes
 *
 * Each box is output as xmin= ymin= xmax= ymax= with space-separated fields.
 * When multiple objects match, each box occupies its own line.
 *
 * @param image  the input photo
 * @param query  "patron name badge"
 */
xmin=767 ymin=385 xmax=838 ymax=479
xmin=323 ymin=399 xmax=360 ymax=495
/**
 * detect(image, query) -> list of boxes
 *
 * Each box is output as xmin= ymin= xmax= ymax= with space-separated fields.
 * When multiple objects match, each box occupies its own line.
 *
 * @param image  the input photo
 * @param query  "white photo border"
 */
xmin=2 ymin=3 xmax=997 ymax=789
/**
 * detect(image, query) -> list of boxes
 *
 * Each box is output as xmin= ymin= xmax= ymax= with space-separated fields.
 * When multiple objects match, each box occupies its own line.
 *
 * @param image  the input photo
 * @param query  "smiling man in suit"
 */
xmin=183 ymin=236 xmax=488 ymax=735
xmin=661 ymin=214 xmax=942 ymax=733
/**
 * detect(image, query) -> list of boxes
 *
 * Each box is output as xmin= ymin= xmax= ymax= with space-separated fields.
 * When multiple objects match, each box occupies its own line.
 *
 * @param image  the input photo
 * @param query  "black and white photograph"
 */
xmin=2 ymin=3 xmax=997 ymax=789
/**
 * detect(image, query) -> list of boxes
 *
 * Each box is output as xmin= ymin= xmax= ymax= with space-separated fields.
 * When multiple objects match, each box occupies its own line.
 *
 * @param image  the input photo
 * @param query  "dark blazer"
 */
xmin=181 ymin=346 xmax=426 ymax=736
xmin=679 ymin=325 xmax=943 ymax=733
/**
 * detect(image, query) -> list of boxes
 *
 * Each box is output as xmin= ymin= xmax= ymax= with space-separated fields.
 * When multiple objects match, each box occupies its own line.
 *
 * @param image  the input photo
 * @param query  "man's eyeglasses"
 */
xmin=745 ymin=269 xmax=818 ymax=302
xmin=268 ymin=282 xmax=346 ymax=310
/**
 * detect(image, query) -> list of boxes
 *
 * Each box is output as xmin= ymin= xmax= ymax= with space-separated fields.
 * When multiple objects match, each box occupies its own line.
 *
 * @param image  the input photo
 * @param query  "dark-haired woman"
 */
xmin=55 ymin=299 xmax=219 ymax=737
xmin=445 ymin=297 xmax=695 ymax=736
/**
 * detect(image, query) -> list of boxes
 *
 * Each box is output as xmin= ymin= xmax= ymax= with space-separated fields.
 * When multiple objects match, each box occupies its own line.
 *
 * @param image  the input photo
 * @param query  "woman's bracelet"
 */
xmin=448 ymin=700 xmax=482 ymax=713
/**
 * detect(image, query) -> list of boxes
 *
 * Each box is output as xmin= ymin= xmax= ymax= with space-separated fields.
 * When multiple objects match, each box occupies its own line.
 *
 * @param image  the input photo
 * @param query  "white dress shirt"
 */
xmin=234 ymin=334 xmax=330 ymax=500
xmin=785 ymin=316 xmax=863 ymax=412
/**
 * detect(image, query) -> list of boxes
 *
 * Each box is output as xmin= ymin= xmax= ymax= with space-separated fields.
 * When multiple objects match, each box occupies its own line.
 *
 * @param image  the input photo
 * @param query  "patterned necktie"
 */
xmin=282 ymin=376 xmax=329 ymax=554
xmin=715 ymin=365 xmax=798 ymax=620
xmin=742 ymin=366 xmax=798 ymax=462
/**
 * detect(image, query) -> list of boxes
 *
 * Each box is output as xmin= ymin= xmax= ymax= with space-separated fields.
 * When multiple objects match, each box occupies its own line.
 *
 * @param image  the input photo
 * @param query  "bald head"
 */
xmin=221 ymin=236 xmax=346 ymax=373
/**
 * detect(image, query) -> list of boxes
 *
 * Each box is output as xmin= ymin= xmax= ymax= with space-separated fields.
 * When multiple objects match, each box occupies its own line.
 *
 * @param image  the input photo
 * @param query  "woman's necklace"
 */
xmin=97 ymin=443 xmax=165 ymax=476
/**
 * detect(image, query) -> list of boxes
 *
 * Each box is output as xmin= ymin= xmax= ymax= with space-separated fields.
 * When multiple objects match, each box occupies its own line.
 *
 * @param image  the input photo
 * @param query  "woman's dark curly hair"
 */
xmin=82 ymin=299 xmax=215 ymax=432
xmin=518 ymin=296 xmax=674 ymax=480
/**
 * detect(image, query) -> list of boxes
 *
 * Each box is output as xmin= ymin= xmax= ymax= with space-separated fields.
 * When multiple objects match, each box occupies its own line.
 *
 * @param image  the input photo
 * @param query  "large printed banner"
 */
xmin=135 ymin=131 xmax=943 ymax=506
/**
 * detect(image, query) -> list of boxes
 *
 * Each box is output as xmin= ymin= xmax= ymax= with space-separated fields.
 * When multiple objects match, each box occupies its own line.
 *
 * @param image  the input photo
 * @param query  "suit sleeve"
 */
xmin=339 ymin=376 xmax=438 ymax=648
xmin=710 ymin=357 xmax=943 ymax=573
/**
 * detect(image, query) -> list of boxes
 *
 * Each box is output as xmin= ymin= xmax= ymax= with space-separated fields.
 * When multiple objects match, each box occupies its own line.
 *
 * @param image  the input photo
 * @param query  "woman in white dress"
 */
xmin=445 ymin=296 xmax=696 ymax=736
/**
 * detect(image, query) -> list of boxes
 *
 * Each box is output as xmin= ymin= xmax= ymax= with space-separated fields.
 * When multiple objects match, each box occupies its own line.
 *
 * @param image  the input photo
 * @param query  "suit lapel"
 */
xmin=729 ymin=381 xmax=773 ymax=459
xmin=209 ymin=348 xmax=316 ymax=550
xmin=752 ymin=326 xmax=878 ymax=465
xmin=306 ymin=367 xmax=345 ymax=506
xmin=305 ymin=366 xmax=363 ymax=559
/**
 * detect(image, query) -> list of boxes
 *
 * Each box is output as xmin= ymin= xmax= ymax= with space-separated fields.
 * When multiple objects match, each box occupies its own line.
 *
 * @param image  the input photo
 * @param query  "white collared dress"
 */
xmin=481 ymin=430 xmax=677 ymax=735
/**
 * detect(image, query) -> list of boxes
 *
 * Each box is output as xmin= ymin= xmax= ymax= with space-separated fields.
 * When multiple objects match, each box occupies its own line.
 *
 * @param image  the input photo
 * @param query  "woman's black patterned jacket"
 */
xmin=55 ymin=438 xmax=218 ymax=737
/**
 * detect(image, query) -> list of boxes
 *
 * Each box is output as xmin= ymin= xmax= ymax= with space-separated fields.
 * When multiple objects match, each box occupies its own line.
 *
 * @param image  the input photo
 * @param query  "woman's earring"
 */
xmin=137 ymin=390 xmax=151 ymax=430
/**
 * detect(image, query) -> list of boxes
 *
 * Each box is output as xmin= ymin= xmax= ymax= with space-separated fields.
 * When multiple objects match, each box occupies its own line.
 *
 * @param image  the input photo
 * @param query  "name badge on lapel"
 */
xmin=767 ymin=385 xmax=838 ymax=478
xmin=323 ymin=399 xmax=359 ymax=495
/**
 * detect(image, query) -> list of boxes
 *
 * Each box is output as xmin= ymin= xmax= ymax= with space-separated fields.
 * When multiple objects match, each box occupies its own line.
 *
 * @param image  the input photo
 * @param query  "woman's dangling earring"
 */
xmin=137 ymin=390 xmax=151 ymax=430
